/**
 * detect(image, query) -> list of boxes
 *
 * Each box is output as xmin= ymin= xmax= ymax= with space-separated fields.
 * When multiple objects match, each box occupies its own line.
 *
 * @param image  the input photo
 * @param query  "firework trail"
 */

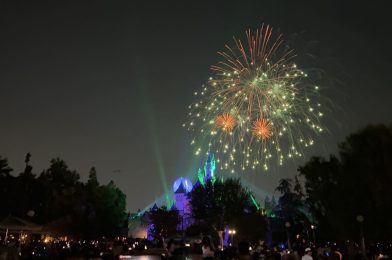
xmin=185 ymin=24 xmax=324 ymax=172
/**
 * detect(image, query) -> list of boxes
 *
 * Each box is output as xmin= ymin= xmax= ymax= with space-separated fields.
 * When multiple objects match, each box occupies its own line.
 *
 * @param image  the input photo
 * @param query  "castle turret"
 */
xmin=173 ymin=177 xmax=193 ymax=230
xmin=204 ymin=152 xmax=216 ymax=183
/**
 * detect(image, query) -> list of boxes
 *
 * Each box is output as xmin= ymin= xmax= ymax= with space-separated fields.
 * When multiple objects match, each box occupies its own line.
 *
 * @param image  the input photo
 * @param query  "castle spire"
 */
xmin=204 ymin=152 xmax=216 ymax=182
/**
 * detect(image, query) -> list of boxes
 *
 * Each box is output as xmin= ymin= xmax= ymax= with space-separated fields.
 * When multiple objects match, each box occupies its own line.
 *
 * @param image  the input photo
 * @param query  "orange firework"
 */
xmin=252 ymin=119 xmax=272 ymax=140
xmin=215 ymin=113 xmax=236 ymax=131
xmin=187 ymin=24 xmax=326 ymax=171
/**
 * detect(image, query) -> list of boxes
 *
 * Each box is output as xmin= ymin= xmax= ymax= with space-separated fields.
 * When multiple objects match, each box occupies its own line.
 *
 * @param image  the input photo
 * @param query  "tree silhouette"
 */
xmin=275 ymin=178 xmax=292 ymax=195
xmin=299 ymin=124 xmax=392 ymax=242
xmin=87 ymin=167 xmax=99 ymax=188
xmin=188 ymin=178 xmax=266 ymax=241
xmin=0 ymin=156 xmax=12 ymax=178
xmin=0 ymin=156 xmax=128 ymax=238
xmin=147 ymin=206 xmax=180 ymax=241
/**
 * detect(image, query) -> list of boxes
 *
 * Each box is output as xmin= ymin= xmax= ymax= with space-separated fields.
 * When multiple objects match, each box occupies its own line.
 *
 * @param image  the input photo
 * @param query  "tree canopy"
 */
xmin=147 ymin=206 xmax=180 ymax=241
xmin=299 ymin=124 xmax=392 ymax=242
xmin=188 ymin=178 xmax=266 ymax=241
xmin=0 ymin=156 xmax=12 ymax=178
xmin=0 ymin=155 xmax=128 ymax=238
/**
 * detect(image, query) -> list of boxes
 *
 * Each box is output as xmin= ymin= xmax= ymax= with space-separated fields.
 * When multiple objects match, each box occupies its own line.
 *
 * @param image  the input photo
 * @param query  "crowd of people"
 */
xmin=1 ymin=235 xmax=391 ymax=260
xmin=0 ymin=236 xmax=153 ymax=259
xmin=163 ymin=237 xmax=391 ymax=260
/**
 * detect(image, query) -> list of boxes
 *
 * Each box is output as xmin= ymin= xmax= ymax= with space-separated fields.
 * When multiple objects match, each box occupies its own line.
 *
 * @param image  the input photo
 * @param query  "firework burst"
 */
xmin=215 ymin=113 xmax=236 ymax=131
xmin=252 ymin=119 xmax=272 ymax=140
xmin=185 ymin=24 xmax=324 ymax=172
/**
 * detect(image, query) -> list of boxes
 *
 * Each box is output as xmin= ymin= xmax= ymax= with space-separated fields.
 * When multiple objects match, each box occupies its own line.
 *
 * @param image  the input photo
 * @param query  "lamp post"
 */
xmin=356 ymin=215 xmax=366 ymax=259
xmin=285 ymin=222 xmax=292 ymax=250
xmin=228 ymin=229 xmax=236 ymax=246
xmin=310 ymin=224 xmax=317 ymax=246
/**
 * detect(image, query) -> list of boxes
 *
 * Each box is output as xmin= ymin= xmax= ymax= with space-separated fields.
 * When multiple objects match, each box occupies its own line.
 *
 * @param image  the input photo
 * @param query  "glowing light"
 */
xmin=252 ymin=119 xmax=272 ymax=140
xmin=173 ymin=177 xmax=193 ymax=193
xmin=187 ymin=24 xmax=325 ymax=171
xmin=215 ymin=113 xmax=236 ymax=131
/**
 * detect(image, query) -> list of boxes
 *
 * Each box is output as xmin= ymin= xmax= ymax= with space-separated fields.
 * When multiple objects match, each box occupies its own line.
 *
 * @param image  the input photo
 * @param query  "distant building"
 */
xmin=172 ymin=177 xmax=193 ymax=230
xmin=129 ymin=153 xmax=218 ymax=239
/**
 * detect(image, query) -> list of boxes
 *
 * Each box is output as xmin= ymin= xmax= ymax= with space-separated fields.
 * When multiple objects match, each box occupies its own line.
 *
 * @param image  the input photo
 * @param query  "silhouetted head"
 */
xmin=202 ymin=236 xmax=212 ymax=247
xmin=238 ymin=241 xmax=250 ymax=255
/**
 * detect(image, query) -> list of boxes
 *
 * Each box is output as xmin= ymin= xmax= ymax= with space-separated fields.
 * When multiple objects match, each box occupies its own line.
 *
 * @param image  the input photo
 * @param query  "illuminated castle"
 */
xmin=129 ymin=153 xmax=218 ymax=239
xmin=170 ymin=153 xmax=217 ymax=231
xmin=196 ymin=152 xmax=216 ymax=185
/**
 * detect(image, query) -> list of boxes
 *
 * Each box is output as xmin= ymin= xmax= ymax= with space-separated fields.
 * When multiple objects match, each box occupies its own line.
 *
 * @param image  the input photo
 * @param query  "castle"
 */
xmin=128 ymin=153 xmax=218 ymax=239
xmin=171 ymin=152 xmax=217 ymax=231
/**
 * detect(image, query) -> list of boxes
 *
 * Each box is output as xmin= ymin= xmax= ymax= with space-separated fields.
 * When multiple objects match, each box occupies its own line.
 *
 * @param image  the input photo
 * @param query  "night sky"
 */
xmin=1 ymin=1 xmax=391 ymax=211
